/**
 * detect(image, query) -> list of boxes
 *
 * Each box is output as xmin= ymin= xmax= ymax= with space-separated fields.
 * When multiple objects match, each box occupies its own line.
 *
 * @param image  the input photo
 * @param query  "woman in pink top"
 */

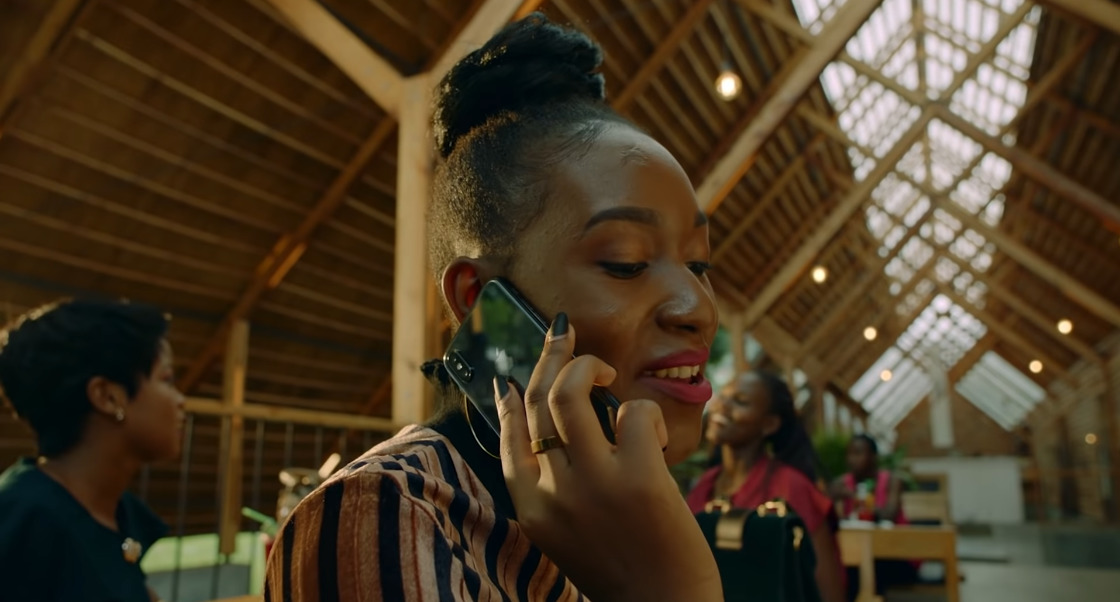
xmin=832 ymin=434 xmax=919 ymax=601
xmin=687 ymin=370 xmax=845 ymax=602
xmin=832 ymin=434 xmax=906 ymax=523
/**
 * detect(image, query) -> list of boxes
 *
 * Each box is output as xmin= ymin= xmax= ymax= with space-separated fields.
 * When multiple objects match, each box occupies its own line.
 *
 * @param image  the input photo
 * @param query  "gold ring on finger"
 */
xmin=530 ymin=436 xmax=565 ymax=454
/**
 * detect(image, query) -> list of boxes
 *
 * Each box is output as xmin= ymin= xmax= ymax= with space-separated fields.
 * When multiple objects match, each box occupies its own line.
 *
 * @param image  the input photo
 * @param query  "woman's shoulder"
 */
xmin=288 ymin=425 xmax=495 ymax=524
xmin=0 ymin=459 xmax=79 ymax=526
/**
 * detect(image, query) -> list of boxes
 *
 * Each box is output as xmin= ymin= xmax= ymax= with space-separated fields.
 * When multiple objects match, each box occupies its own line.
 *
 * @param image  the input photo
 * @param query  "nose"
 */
xmin=655 ymin=265 xmax=718 ymax=340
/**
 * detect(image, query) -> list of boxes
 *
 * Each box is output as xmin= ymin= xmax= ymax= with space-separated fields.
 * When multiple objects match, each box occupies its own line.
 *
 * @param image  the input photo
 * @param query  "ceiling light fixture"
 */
xmin=715 ymin=64 xmax=742 ymax=101
xmin=1057 ymin=319 xmax=1073 ymax=335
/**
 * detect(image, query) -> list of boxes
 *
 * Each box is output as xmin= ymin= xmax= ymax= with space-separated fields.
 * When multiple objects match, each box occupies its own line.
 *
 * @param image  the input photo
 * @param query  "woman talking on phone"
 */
xmin=266 ymin=13 xmax=723 ymax=601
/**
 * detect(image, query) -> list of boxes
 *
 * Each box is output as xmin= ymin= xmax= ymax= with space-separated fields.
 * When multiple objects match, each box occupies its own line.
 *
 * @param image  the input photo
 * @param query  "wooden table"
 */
xmin=838 ymin=525 xmax=959 ymax=602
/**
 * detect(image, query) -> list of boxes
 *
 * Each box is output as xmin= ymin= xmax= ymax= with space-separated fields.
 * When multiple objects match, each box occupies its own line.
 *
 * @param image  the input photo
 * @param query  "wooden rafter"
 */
xmin=711 ymin=134 xmax=826 ymax=263
xmin=263 ymin=0 xmax=403 ymax=116
xmin=182 ymin=0 xmax=529 ymax=394
xmin=819 ymin=264 xmax=938 ymax=387
xmin=739 ymin=107 xmax=932 ymax=328
xmin=940 ymin=254 xmax=1102 ymax=363
xmin=934 ymin=106 xmax=1120 ymax=232
xmin=512 ymin=0 xmax=547 ymax=21
xmin=177 ymin=118 xmax=397 ymax=392
xmin=611 ymin=0 xmax=717 ymax=112
xmin=429 ymin=0 xmax=526 ymax=80
xmin=698 ymin=0 xmax=882 ymax=214
xmin=914 ymin=181 xmax=1120 ymax=329
xmin=0 ymin=0 xmax=87 ymax=130
xmin=792 ymin=206 xmax=935 ymax=364
xmin=936 ymin=285 xmax=1073 ymax=383
xmin=1040 ymin=0 xmax=1120 ymax=37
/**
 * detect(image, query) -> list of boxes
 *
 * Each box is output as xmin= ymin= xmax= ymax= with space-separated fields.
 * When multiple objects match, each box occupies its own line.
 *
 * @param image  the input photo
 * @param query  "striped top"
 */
xmin=264 ymin=417 xmax=584 ymax=601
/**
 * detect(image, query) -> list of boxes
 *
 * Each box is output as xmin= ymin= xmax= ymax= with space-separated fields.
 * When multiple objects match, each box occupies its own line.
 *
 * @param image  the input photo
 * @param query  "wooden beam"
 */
xmin=792 ymin=207 xmax=935 ymax=364
xmin=178 ymin=118 xmax=397 ymax=392
xmin=429 ymin=0 xmax=526 ymax=82
xmin=930 ymin=194 xmax=1120 ymax=330
xmin=711 ymin=134 xmax=827 ymax=263
xmin=184 ymin=397 xmax=397 ymax=431
xmin=934 ymin=106 xmax=1120 ymax=232
xmin=263 ymin=0 xmax=402 ymax=116
xmin=941 ymin=254 xmax=1102 ymax=363
xmin=1040 ymin=0 xmax=1120 ymax=37
xmin=513 ymin=0 xmax=547 ymax=20
xmin=216 ymin=320 xmax=248 ymax=556
xmin=937 ymin=285 xmax=1073 ymax=383
xmin=739 ymin=107 xmax=933 ymax=328
xmin=728 ymin=311 xmax=747 ymax=373
xmin=0 ymin=0 xmax=86 ymax=130
xmin=698 ymin=0 xmax=882 ymax=213
xmin=392 ymin=75 xmax=434 ymax=426
xmin=611 ymin=0 xmax=717 ymax=112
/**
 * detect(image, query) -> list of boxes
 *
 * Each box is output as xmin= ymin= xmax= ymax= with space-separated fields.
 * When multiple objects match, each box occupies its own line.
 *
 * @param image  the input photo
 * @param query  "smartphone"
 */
xmin=443 ymin=278 xmax=621 ymax=443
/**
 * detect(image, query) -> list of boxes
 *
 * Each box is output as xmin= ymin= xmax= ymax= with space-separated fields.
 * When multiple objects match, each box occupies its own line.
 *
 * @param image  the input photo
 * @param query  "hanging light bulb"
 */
xmin=880 ymin=369 xmax=893 ymax=382
xmin=811 ymin=266 xmax=829 ymax=283
xmin=863 ymin=326 xmax=878 ymax=341
xmin=1029 ymin=360 xmax=1043 ymax=374
xmin=1085 ymin=433 xmax=1098 ymax=445
xmin=714 ymin=63 xmax=742 ymax=101
xmin=1056 ymin=319 xmax=1073 ymax=335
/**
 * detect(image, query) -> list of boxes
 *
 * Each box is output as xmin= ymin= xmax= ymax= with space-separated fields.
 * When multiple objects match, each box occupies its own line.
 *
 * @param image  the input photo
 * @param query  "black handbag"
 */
xmin=695 ymin=499 xmax=824 ymax=602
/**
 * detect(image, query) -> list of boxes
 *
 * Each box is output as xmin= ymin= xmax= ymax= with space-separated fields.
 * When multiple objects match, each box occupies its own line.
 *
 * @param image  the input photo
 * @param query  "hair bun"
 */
xmin=433 ymin=12 xmax=606 ymax=159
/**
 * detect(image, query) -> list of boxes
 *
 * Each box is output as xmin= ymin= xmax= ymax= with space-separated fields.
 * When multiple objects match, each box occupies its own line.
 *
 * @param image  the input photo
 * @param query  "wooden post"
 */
xmin=392 ymin=75 xmax=435 ymax=427
xmin=728 ymin=311 xmax=747 ymax=373
xmin=1102 ymin=358 xmax=1120 ymax=521
xmin=217 ymin=320 xmax=249 ymax=556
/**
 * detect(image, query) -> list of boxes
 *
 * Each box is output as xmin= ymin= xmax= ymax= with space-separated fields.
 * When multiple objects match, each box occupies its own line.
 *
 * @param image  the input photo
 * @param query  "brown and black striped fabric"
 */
xmin=264 ymin=422 xmax=585 ymax=601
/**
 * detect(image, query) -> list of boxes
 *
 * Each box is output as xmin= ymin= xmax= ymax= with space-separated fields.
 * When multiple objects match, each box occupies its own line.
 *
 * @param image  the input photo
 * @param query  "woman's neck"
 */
xmin=38 ymin=442 xmax=140 ymax=531
xmin=853 ymin=463 xmax=879 ymax=481
xmin=720 ymin=442 xmax=766 ymax=480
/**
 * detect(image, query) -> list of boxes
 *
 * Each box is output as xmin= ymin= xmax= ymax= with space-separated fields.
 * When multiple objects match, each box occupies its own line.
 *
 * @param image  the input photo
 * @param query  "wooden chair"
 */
xmin=901 ymin=491 xmax=952 ymax=525
xmin=837 ymin=530 xmax=883 ymax=602
xmin=910 ymin=472 xmax=948 ymax=493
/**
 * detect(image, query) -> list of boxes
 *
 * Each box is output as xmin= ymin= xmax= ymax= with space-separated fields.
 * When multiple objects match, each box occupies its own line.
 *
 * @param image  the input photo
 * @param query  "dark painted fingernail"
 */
xmin=548 ymin=312 xmax=569 ymax=341
xmin=493 ymin=376 xmax=509 ymax=400
xmin=506 ymin=375 xmax=524 ymax=396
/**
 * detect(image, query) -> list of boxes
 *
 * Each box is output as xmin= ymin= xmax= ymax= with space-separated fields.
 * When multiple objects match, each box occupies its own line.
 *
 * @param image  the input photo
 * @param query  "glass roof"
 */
xmin=791 ymin=0 xmax=1043 ymax=432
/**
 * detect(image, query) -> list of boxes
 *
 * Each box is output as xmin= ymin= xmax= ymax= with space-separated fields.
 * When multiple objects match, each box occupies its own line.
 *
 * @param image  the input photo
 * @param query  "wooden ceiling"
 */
xmin=0 ymin=0 xmax=1118 ymax=432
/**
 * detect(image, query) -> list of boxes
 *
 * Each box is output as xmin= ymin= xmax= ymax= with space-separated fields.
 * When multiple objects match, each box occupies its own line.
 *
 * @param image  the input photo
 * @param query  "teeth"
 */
xmin=645 ymin=365 xmax=702 ymax=380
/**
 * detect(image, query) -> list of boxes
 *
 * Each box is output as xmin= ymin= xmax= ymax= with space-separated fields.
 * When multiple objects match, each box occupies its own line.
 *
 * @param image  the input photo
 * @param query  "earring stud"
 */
xmin=114 ymin=408 xmax=125 ymax=422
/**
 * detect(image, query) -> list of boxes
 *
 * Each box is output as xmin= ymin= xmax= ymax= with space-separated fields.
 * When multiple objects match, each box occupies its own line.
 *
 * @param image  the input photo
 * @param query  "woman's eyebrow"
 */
xmin=583 ymin=206 xmax=660 ymax=234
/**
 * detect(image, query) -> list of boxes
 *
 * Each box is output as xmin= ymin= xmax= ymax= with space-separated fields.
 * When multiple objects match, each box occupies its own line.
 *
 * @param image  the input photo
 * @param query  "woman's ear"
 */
xmin=86 ymin=376 xmax=125 ymax=418
xmin=441 ymin=258 xmax=494 ymax=323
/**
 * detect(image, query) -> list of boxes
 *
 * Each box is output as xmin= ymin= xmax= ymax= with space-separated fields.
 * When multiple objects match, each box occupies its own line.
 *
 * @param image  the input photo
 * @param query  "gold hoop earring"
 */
xmin=114 ymin=408 xmax=126 ymax=422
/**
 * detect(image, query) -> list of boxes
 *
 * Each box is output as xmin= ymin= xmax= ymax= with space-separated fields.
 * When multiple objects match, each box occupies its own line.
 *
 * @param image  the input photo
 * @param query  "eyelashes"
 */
xmin=598 ymin=261 xmax=713 ymax=279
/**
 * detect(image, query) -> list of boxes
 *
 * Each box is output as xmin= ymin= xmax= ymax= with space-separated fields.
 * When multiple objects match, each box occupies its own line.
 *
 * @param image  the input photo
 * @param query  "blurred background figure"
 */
xmin=0 ymin=298 xmax=184 ymax=602
xmin=688 ymin=369 xmax=845 ymax=602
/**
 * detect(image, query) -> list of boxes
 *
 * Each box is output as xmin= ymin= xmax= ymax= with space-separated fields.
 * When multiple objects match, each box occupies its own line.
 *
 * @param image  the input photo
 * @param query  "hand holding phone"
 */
xmin=491 ymin=318 xmax=725 ymax=602
xmin=443 ymin=279 xmax=620 ymax=442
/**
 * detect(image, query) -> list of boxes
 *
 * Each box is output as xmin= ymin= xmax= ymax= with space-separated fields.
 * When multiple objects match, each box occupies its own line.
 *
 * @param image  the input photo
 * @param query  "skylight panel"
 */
xmin=789 ymin=0 xmax=1039 ymax=432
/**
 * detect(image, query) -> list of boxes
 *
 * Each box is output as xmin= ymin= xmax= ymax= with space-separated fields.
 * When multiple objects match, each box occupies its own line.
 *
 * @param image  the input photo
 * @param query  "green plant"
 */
xmin=813 ymin=430 xmax=850 ymax=481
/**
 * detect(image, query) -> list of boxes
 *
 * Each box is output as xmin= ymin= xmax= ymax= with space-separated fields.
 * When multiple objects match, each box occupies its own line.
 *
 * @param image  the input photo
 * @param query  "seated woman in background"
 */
xmin=687 ymin=370 xmax=845 ymax=602
xmin=0 ymin=298 xmax=184 ymax=602
xmin=831 ymin=434 xmax=906 ymax=523
xmin=831 ymin=434 xmax=919 ymax=601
